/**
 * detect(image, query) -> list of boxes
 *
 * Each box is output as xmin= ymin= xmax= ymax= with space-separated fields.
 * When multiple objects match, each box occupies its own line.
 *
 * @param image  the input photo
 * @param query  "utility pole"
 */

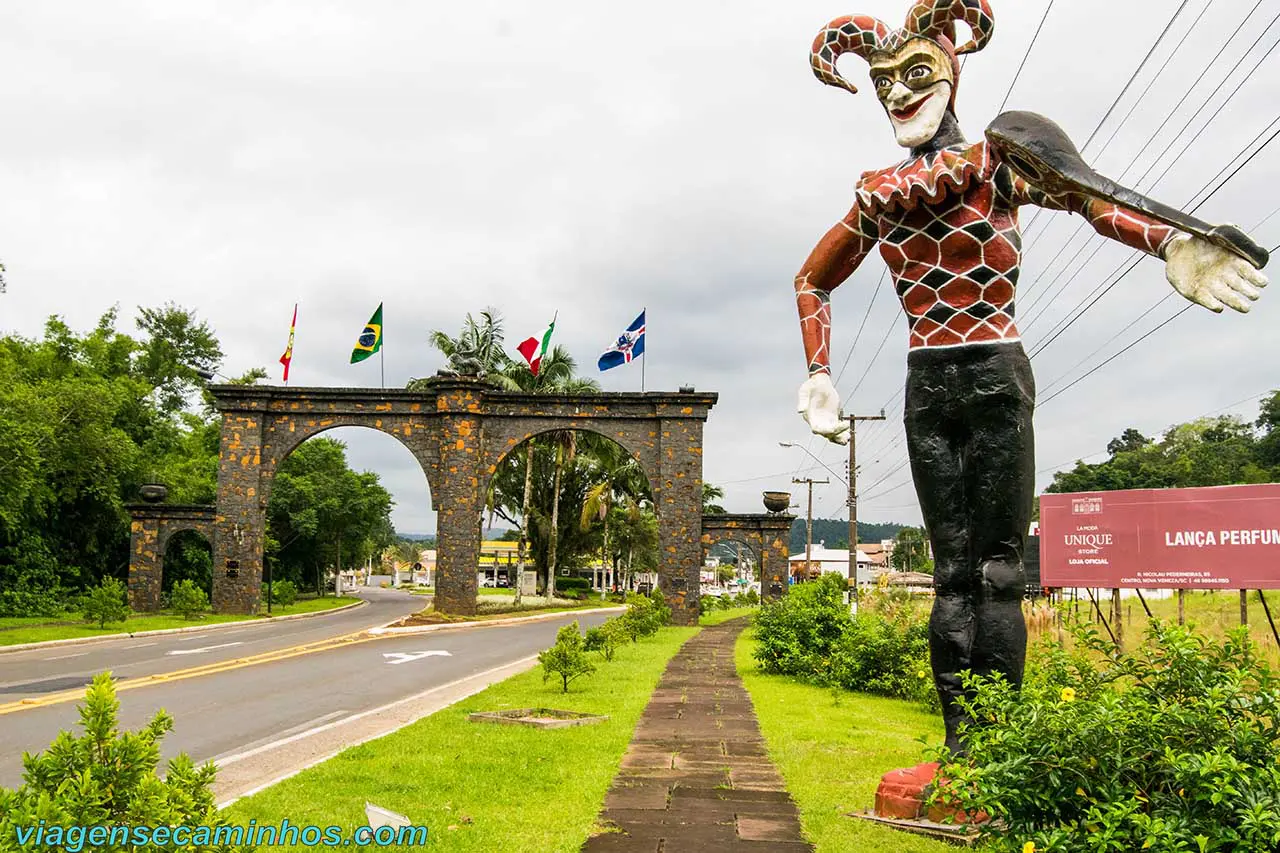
xmin=792 ymin=476 xmax=829 ymax=582
xmin=847 ymin=410 xmax=886 ymax=611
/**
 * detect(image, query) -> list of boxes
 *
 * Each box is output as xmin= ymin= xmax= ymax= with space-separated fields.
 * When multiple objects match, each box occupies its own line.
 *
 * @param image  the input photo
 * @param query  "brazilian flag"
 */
xmin=351 ymin=303 xmax=383 ymax=363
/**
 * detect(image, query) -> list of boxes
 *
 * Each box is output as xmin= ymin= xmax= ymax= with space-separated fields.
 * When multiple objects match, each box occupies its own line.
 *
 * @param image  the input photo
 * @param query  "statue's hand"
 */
xmin=1165 ymin=233 xmax=1268 ymax=313
xmin=797 ymin=373 xmax=849 ymax=445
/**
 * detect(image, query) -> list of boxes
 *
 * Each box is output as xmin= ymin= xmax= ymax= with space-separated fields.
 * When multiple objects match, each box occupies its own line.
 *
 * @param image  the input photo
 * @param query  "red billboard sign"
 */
xmin=1040 ymin=484 xmax=1280 ymax=589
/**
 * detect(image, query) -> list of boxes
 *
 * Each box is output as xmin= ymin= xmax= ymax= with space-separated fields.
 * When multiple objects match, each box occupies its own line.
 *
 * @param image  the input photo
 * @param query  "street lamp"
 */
xmin=777 ymin=442 xmax=847 ymax=488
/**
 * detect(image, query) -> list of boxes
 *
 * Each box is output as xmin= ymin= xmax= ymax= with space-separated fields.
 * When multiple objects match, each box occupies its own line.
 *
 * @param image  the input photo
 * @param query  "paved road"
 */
xmin=0 ymin=589 xmax=423 ymax=703
xmin=0 ymin=608 xmax=612 ymax=788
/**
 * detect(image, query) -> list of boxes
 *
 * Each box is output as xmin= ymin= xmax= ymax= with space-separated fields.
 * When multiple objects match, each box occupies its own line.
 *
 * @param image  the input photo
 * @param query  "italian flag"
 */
xmin=516 ymin=317 xmax=556 ymax=376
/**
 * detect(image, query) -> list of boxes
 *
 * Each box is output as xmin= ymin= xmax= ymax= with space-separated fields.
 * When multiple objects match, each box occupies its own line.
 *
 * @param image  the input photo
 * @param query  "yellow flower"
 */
xmin=1060 ymin=687 xmax=1076 ymax=703
xmin=1023 ymin=842 xmax=1037 ymax=853
xmin=917 ymin=670 xmax=927 ymax=679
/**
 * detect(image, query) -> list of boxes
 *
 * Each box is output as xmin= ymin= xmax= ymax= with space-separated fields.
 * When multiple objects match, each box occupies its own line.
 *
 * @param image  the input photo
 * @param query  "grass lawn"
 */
xmin=394 ymin=596 xmax=617 ymax=627
xmin=0 ymin=596 xmax=355 ymax=647
xmin=221 ymin=625 xmax=699 ymax=851
xmin=699 ymin=606 xmax=758 ymax=626
xmin=736 ymin=629 xmax=954 ymax=853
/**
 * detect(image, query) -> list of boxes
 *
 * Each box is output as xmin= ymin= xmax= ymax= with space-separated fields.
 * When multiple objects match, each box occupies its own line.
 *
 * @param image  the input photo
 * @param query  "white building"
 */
xmin=789 ymin=544 xmax=877 ymax=585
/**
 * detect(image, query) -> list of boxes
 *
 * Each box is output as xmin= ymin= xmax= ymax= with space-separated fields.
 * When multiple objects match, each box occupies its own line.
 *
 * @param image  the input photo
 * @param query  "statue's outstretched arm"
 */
xmin=794 ymin=202 xmax=880 ymax=444
xmin=989 ymin=111 xmax=1268 ymax=313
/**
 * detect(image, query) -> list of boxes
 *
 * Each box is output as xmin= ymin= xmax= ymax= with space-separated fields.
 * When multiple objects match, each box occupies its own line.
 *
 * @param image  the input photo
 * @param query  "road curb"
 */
xmin=0 ymin=599 xmax=367 ymax=655
xmin=368 ymin=605 xmax=625 ymax=635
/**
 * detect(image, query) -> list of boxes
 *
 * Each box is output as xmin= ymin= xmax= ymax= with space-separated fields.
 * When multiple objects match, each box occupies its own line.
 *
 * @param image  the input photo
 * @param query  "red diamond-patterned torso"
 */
xmin=794 ymin=140 xmax=1175 ymax=372
xmin=878 ymin=179 xmax=1021 ymax=349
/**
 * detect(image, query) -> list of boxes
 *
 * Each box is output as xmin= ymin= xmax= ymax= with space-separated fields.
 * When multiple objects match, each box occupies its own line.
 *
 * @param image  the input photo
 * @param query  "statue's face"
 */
xmin=870 ymin=39 xmax=954 ymax=149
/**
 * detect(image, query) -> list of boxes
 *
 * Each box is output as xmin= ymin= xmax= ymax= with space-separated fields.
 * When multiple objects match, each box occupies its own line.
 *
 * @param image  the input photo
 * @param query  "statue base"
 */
xmin=844 ymin=761 xmax=985 ymax=844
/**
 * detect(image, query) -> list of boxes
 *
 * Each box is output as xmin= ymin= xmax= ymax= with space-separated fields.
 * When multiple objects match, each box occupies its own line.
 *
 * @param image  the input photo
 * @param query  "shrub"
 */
xmin=555 ymin=576 xmax=592 ymax=599
xmin=169 ymin=579 xmax=209 ymax=620
xmin=621 ymin=591 xmax=669 ymax=641
xmin=0 ymin=673 xmax=244 ymax=849
xmin=753 ymin=573 xmax=851 ymax=676
xmin=270 ymin=579 xmax=298 ymax=607
xmin=929 ymin=618 xmax=1280 ymax=852
xmin=584 ymin=618 xmax=626 ymax=662
xmin=0 ymin=586 xmax=69 ymax=618
xmin=742 ymin=587 xmax=760 ymax=606
xmin=715 ymin=593 xmax=734 ymax=611
xmin=649 ymin=588 xmax=671 ymax=626
xmin=539 ymin=622 xmax=596 ymax=692
xmin=826 ymin=611 xmax=935 ymax=708
xmin=81 ymin=577 xmax=129 ymax=629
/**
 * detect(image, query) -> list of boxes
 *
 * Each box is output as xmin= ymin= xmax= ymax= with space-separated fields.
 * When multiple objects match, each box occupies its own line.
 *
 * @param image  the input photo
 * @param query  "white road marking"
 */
xmin=174 ymin=635 xmax=210 ymax=642
xmin=166 ymin=642 xmax=243 ymax=656
xmin=123 ymin=642 xmax=158 ymax=649
xmin=43 ymin=652 xmax=88 ymax=661
xmin=382 ymin=650 xmax=452 ymax=665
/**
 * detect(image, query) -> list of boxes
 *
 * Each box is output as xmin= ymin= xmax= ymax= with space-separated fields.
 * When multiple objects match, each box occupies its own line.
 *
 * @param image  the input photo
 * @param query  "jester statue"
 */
xmin=794 ymin=0 xmax=1269 ymax=760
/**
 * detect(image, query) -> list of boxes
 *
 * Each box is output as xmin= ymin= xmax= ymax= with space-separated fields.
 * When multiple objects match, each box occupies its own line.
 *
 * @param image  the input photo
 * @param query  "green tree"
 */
xmin=420 ymin=308 xmax=510 ymax=379
xmin=485 ymin=344 xmax=599 ymax=600
xmin=701 ymin=482 xmax=726 ymax=514
xmin=539 ymin=622 xmax=595 ymax=693
xmin=890 ymin=527 xmax=929 ymax=573
xmin=265 ymin=438 xmax=395 ymax=592
xmin=169 ymin=578 xmax=209 ymax=620
xmin=0 ymin=674 xmax=243 ymax=851
xmin=82 ymin=577 xmax=129 ymax=628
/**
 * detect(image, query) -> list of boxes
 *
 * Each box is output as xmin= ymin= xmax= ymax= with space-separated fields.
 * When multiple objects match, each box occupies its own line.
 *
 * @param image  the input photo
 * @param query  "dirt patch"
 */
xmin=467 ymin=707 xmax=609 ymax=729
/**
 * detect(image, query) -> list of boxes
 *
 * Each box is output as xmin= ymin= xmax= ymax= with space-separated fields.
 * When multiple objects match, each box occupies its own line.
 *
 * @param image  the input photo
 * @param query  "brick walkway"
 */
xmin=581 ymin=620 xmax=814 ymax=852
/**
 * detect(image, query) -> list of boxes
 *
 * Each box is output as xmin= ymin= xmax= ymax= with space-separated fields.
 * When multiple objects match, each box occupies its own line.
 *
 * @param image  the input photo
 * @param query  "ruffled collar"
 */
xmin=856 ymin=141 xmax=993 ymax=215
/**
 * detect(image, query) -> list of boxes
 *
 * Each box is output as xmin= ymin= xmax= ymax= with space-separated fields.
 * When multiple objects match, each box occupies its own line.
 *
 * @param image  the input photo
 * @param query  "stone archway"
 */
xmin=126 ymin=504 xmax=217 ymax=611
xmin=202 ymin=377 xmax=716 ymax=624
xmin=701 ymin=513 xmax=794 ymax=603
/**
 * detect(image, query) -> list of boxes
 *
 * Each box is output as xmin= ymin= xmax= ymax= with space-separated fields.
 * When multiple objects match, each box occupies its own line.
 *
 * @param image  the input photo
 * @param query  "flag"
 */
xmin=516 ymin=317 xmax=556 ymax=376
xmin=598 ymin=310 xmax=645 ymax=371
xmin=351 ymin=303 xmax=383 ymax=363
xmin=279 ymin=304 xmax=297 ymax=382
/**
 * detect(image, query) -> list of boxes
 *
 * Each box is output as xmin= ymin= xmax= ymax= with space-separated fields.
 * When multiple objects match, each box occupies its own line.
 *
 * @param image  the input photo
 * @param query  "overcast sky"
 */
xmin=2 ymin=0 xmax=1277 ymax=535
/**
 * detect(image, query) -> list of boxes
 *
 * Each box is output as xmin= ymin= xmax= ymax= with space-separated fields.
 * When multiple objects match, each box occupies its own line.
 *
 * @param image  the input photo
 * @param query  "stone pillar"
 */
xmin=127 ymin=512 xmax=163 ymax=611
xmin=432 ymin=378 xmax=484 ymax=617
xmin=761 ymin=523 xmax=793 ymax=604
xmin=214 ymin=410 xmax=266 ymax=614
xmin=655 ymin=415 xmax=704 ymax=626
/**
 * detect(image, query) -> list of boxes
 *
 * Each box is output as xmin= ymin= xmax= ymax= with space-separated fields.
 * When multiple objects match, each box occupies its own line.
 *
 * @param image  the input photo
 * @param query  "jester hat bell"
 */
xmin=811 ymin=0 xmax=994 ymax=110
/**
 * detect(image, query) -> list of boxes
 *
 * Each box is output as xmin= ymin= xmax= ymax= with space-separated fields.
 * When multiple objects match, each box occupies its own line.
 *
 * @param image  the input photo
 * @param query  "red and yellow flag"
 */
xmin=280 ymin=304 xmax=297 ymax=382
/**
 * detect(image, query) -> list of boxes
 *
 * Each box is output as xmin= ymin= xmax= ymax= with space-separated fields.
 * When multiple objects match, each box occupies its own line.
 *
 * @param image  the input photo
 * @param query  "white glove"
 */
xmin=797 ymin=373 xmax=849 ymax=445
xmin=1165 ymin=233 xmax=1267 ymax=313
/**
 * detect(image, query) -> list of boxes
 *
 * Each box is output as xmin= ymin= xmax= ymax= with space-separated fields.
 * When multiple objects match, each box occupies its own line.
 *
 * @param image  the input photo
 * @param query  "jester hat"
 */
xmin=810 ymin=0 xmax=995 ymax=110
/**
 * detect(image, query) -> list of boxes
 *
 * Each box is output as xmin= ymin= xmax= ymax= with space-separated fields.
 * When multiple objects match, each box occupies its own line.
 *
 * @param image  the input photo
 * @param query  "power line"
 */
xmin=1018 ymin=0 xmax=1199 ymax=241
xmin=1019 ymin=4 xmax=1276 ymax=329
xmin=1038 ymin=305 xmax=1193 ymax=407
xmin=997 ymin=0 xmax=1056 ymax=114
xmin=832 ymin=268 xmax=889 ymax=387
xmin=1026 ymin=115 xmax=1280 ymax=362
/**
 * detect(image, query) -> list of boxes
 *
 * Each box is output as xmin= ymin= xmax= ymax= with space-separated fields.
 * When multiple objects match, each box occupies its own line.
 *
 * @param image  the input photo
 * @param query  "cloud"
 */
xmin=2 ymin=0 xmax=1276 ymax=533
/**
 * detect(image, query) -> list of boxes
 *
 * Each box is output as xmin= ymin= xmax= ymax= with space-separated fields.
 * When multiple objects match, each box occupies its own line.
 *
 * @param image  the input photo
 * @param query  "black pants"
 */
xmin=904 ymin=341 xmax=1035 ymax=754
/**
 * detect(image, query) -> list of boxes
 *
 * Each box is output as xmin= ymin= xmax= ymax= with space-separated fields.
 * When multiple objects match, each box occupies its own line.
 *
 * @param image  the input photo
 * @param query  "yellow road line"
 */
xmin=0 ymin=629 xmax=383 ymax=716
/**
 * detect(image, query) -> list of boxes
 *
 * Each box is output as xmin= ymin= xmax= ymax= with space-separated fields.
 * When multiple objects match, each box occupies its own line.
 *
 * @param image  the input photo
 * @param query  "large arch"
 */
xmin=202 ymin=378 xmax=715 ymax=623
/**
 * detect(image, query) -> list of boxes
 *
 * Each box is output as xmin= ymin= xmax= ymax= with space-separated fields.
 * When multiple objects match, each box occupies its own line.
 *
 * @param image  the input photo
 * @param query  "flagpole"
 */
xmin=380 ymin=331 xmax=386 ymax=390
xmin=641 ymin=306 xmax=646 ymax=393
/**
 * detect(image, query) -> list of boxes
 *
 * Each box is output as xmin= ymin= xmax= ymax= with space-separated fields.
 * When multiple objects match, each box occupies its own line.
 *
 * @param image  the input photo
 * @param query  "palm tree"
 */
xmin=702 ymin=482 xmax=726 ymax=514
xmin=408 ymin=308 xmax=512 ymax=387
xmin=494 ymin=345 xmax=598 ymax=602
xmin=581 ymin=441 xmax=648 ymax=593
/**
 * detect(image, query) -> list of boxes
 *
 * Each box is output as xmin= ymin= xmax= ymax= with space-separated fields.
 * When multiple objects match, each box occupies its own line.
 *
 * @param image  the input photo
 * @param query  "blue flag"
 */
xmin=598 ymin=310 xmax=645 ymax=371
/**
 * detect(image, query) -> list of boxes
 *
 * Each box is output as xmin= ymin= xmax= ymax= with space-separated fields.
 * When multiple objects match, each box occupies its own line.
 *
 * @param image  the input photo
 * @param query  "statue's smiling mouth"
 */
xmin=891 ymin=94 xmax=932 ymax=121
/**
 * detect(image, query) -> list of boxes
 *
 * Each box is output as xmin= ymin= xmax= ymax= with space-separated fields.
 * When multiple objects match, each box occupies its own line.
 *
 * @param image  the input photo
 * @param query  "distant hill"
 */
xmin=396 ymin=528 xmax=512 ymax=543
xmin=789 ymin=518 xmax=905 ymax=553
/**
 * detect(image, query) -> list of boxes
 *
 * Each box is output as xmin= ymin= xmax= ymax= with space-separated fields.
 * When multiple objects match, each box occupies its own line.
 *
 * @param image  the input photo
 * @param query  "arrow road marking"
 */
xmin=166 ymin=642 xmax=243 ymax=656
xmin=382 ymin=651 xmax=452 ymax=665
